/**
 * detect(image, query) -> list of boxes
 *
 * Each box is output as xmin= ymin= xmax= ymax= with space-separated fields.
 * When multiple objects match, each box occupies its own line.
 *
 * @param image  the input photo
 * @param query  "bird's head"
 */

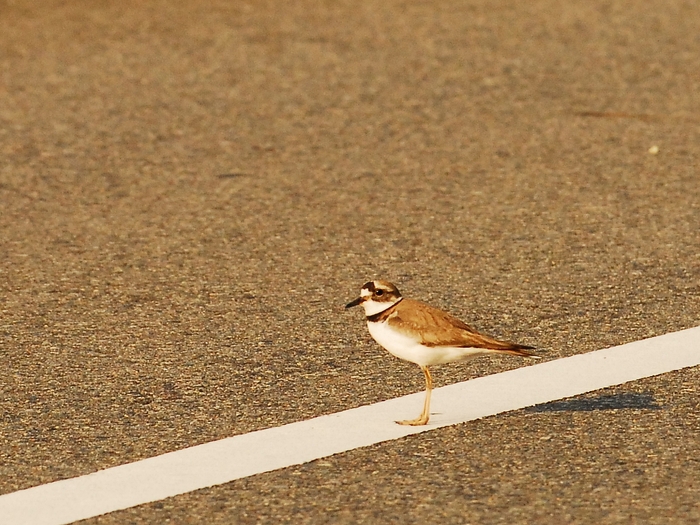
xmin=345 ymin=280 xmax=403 ymax=316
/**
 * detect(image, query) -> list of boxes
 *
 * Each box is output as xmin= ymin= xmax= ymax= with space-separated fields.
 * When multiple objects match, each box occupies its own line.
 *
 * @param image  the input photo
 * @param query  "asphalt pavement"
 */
xmin=1 ymin=0 xmax=699 ymax=523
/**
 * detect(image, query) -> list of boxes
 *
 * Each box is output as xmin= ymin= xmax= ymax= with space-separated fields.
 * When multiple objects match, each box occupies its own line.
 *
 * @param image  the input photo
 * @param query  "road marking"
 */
xmin=2 ymin=326 xmax=699 ymax=525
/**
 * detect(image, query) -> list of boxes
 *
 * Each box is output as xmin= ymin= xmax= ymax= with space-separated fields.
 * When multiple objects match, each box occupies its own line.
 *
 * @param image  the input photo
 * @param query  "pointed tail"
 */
xmin=497 ymin=343 xmax=540 ymax=359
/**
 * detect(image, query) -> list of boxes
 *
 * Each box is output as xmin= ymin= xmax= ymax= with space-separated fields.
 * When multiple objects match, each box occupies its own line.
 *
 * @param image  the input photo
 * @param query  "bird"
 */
xmin=346 ymin=280 xmax=538 ymax=426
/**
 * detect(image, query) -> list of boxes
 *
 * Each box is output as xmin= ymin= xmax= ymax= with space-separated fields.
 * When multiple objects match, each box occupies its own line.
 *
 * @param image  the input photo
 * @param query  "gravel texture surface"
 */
xmin=1 ymin=0 xmax=699 ymax=523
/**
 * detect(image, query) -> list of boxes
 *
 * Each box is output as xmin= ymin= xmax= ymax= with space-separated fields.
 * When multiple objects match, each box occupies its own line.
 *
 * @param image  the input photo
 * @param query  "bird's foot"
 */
xmin=396 ymin=417 xmax=429 ymax=426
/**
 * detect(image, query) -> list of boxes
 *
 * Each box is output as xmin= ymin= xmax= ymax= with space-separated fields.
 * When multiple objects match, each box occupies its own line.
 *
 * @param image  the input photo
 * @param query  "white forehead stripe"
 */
xmin=360 ymin=289 xmax=373 ymax=298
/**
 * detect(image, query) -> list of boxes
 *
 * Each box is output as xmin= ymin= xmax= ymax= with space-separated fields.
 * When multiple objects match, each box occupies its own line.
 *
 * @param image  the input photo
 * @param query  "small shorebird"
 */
xmin=346 ymin=280 xmax=537 ymax=426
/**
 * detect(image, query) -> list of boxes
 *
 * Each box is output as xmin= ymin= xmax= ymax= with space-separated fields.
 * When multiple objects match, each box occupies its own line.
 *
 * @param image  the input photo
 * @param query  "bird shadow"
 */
xmin=526 ymin=392 xmax=662 ymax=413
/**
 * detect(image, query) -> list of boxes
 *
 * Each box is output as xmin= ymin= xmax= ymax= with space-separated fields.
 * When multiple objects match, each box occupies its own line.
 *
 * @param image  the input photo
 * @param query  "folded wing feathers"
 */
xmin=387 ymin=299 xmax=537 ymax=356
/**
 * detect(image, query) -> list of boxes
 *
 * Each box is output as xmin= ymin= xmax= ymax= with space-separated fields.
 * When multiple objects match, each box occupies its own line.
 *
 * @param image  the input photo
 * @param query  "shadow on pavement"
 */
xmin=526 ymin=392 xmax=662 ymax=412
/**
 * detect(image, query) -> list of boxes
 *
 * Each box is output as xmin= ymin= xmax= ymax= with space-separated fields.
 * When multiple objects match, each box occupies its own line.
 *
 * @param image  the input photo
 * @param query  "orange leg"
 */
xmin=397 ymin=366 xmax=432 ymax=426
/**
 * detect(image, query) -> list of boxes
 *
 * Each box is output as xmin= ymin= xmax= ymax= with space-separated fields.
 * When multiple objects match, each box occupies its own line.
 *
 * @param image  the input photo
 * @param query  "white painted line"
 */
xmin=2 ymin=326 xmax=700 ymax=525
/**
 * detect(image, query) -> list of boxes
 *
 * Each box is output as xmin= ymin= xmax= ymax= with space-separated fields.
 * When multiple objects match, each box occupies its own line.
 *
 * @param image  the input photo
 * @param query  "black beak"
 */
xmin=345 ymin=297 xmax=363 ymax=309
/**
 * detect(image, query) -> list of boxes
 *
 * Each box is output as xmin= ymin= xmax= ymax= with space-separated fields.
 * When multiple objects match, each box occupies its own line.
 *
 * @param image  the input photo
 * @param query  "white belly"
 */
xmin=367 ymin=321 xmax=489 ymax=366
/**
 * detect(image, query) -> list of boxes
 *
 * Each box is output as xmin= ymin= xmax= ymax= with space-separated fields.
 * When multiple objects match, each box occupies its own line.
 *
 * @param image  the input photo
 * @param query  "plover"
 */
xmin=346 ymin=280 xmax=537 ymax=426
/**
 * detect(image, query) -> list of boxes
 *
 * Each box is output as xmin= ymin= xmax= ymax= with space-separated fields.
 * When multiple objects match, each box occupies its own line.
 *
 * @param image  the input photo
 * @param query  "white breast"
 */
xmin=367 ymin=320 xmax=489 ymax=366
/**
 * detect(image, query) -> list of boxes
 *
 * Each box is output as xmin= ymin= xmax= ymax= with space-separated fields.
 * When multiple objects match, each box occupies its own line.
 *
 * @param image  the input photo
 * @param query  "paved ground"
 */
xmin=1 ymin=0 xmax=699 ymax=523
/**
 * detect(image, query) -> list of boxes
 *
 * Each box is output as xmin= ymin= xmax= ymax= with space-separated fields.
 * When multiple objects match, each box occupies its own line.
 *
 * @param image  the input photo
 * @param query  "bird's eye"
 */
xmin=375 ymin=289 xmax=384 ymax=296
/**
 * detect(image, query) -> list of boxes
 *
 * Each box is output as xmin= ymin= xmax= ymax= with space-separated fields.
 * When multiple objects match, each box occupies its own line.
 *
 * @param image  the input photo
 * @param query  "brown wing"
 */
xmin=387 ymin=299 xmax=535 ymax=354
